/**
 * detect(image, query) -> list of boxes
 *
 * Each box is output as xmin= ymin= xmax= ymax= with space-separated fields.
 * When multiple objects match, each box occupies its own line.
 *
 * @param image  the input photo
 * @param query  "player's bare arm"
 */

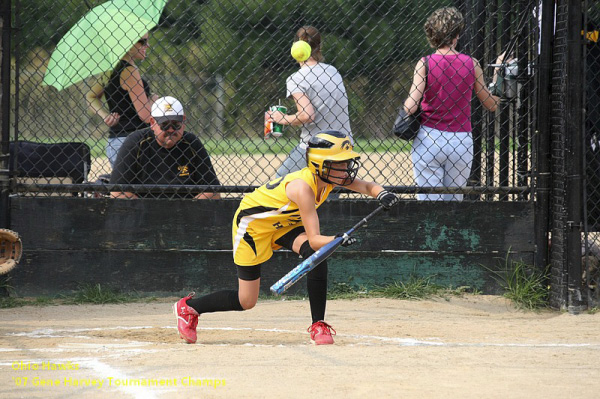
xmin=286 ymin=179 xmax=334 ymax=250
xmin=346 ymin=178 xmax=385 ymax=198
xmin=346 ymin=178 xmax=399 ymax=210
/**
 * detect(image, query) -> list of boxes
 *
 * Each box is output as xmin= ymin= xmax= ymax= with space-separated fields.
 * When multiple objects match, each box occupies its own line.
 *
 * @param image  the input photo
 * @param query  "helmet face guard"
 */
xmin=319 ymin=159 xmax=361 ymax=186
xmin=306 ymin=130 xmax=361 ymax=186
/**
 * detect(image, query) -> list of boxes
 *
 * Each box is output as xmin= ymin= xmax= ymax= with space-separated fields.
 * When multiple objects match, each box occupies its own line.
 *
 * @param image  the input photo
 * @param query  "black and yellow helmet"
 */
xmin=306 ymin=131 xmax=361 ymax=186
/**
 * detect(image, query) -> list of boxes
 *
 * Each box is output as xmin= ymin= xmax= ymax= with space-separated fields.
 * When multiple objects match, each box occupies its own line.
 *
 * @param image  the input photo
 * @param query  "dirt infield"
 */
xmin=89 ymin=152 xmax=416 ymax=187
xmin=1 ymin=296 xmax=599 ymax=398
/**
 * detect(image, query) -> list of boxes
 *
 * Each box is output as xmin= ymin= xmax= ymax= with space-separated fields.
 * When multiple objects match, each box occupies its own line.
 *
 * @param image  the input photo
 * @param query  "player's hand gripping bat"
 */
xmin=270 ymin=205 xmax=386 ymax=295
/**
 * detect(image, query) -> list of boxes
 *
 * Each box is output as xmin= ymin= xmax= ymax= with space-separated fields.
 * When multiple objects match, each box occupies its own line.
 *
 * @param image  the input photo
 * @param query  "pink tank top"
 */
xmin=421 ymin=53 xmax=475 ymax=132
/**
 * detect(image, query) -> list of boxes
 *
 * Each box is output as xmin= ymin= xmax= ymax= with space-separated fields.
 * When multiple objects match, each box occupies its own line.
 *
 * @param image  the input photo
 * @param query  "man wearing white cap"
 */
xmin=110 ymin=96 xmax=221 ymax=199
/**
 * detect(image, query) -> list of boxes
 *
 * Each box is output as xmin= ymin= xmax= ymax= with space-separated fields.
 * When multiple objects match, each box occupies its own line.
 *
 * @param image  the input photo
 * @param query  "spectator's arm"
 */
xmin=267 ymin=92 xmax=315 ymax=126
xmin=111 ymin=191 xmax=138 ymax=199
xmin=191 ymin=136 xmax=221 ymax=200
xmin=194 ymin=192 xmax=220 ymax=200
xmin=491 ymin=52 xmax=506 ymax=84
xmin=120 ymin=66 xmax=154 ymax=123
xmin=109 ymin=137 xmax=140 ymax=199
xmin=473 ymin=59 xmax=499 ymax=112
xmin=404 ymin=58 xmax=427 ymax=114
xmin=85 ymin=81 xmax=120 ymax=127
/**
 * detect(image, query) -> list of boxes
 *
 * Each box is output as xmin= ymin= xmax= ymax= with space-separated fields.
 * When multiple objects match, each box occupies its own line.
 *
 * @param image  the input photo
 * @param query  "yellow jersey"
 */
xmin=232 ymin=167 xmax=333 ymax=265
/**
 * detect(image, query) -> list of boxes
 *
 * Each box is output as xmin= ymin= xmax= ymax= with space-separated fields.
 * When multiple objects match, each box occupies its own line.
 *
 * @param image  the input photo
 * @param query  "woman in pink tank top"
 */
xmin=403 ymin=7 xmax=498 ymax=201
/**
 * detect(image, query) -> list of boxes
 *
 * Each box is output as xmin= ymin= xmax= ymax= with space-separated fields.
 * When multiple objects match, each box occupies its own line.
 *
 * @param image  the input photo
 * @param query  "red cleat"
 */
xmin=173 ymin=292 xmax=199 ymax=344
xmin=308 ymin=320 xmax=336 ymax=345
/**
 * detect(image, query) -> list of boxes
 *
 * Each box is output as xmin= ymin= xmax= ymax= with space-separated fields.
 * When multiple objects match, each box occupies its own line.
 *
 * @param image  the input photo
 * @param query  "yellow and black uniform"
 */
xmin=232 ymin=167 xmax=333 ymax=266
xmin=179 ymin=131 xmax=380 ymax=336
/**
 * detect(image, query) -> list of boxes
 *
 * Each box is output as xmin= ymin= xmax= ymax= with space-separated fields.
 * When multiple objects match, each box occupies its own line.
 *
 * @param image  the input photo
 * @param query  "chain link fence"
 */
xmin=6 ymin=0 xmax=539 ymax=200
xmin=583 ymin=3 xmax=600 ymax=306
xmin=548 ymin=0 xmax=599 ymax=309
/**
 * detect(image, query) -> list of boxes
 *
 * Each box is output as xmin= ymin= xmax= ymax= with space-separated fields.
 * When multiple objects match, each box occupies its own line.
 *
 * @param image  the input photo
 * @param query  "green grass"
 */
xmin=60 ymin=283 xmax=135 ymax=305
xmin=26 ymin=136 xmax=412 ymax=158
xmin=371 ymin=275 xmax=445 ymax=300
xmin=0 ymin=297 xmax=27 ymax=308
xmin=272 ymin=277 xmax=480 ymax=301
xmin=0 ymin=284 xmax=156 ymax=308
xmin=487 ymin=254 xmax=549 ymax=310
xmin=0 ymin=278 xmax=476 ymax=308
xmin=327 ymin=282 xmax=370 ymax=300
xmin=24 ymin=135 xmax=526 ymax=158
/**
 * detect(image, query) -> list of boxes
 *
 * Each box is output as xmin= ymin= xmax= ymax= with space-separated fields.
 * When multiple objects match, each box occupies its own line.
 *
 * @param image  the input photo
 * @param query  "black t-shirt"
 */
xmin=105 ymin=60 xmax=151 ymax=138
xmin=110 ymin=128 xmax=220 ymax=198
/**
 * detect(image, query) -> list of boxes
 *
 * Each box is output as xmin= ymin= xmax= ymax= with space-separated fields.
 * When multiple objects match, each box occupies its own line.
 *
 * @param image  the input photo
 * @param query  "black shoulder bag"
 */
xmin=393 ymin=56 xmax=429 ymax=140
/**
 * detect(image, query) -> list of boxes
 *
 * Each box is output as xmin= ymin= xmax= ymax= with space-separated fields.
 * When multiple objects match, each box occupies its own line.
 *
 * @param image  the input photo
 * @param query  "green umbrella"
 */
xmin=43 ymin=0 xmax=167 ymax=91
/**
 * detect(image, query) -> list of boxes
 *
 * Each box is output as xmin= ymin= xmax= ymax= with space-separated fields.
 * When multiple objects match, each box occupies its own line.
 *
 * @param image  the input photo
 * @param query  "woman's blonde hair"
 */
xmin=295 ymin=25 xmax=324 ymax=62
xmin=424 ymin=7 xmax=465 ymax=49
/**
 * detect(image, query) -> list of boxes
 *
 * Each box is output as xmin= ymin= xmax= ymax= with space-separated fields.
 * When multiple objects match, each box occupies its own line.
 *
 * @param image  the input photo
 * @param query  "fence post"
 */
xmin=565 ymin=0 xmax=585 ymax=313
xmin=471 ymin=0 xmax=486 ymax=200
xmin=0 ymin=0 xmax=12 ymax=297
xmin=534 ymin=0 xmax=553 ymax=275
xmin=0 ymin=0 xmax=12 ymax=229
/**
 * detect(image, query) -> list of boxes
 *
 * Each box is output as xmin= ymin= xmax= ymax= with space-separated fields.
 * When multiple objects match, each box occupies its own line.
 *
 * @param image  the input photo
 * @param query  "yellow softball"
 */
xmin=291 ymin=40 xmax=312 ymax=62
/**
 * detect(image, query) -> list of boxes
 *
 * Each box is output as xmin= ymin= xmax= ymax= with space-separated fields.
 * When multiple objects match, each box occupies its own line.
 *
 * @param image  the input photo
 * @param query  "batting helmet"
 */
xmin=306 ymin=131 xmax=361 ymax=186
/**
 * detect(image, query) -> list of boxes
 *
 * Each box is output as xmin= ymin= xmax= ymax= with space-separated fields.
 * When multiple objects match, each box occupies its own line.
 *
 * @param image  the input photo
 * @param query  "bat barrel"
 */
xmin=269 ymin=205 xmax=385 ymax=295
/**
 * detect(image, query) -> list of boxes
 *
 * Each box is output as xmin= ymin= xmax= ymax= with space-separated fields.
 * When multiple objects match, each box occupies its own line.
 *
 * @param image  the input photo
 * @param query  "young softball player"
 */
xmin=173 ymin=131 xmax=399 ymax=345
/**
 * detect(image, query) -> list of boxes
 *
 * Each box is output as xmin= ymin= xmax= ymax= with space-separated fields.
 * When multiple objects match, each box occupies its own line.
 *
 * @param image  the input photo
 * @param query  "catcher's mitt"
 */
xmin=0 ymin=229 xmax=23 ymax=275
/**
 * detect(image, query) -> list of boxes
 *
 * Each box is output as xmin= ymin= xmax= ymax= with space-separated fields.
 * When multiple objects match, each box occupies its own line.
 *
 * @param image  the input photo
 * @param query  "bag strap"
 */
xmin=421 ymin=55 xmax=429 ymax=104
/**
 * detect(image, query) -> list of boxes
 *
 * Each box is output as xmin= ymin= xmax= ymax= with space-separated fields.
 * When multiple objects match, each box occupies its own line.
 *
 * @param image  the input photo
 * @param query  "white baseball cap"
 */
xmin=151 ymin=96 xmax=185 ymax=123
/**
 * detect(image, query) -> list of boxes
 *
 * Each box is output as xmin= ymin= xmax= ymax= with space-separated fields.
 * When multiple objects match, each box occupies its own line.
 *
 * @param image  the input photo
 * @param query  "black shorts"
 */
xmin=236 ymin=226 xmax=306 ymax=281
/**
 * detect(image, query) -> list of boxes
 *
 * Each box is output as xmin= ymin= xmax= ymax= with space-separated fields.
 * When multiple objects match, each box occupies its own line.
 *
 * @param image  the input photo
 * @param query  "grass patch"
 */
xmin=60 ymin=284 xmax=154 ymax=305
xmin=29 ymin=136 xmax=412 ymax=158
xmin=487 ymin=255 xmax=549 ymax=310
xmin=26 ymin=136 xmax=521 ymax=158
xmin=371 ymin=275 xmax=445 ymax=300
xmin=0 ymin=279 xmax=477 ymax=308
xmin=0 ymin=284 xmax=157 ymax=308
xmin=204 ymin=137 xmax=412 ymax=156
xmin=0 ymin=297 xmax=28 ymax=308
xmin=271 ymin=276 xmax=480 ymax=301
xmin=328 ymin=282 xmax=370 ymax=300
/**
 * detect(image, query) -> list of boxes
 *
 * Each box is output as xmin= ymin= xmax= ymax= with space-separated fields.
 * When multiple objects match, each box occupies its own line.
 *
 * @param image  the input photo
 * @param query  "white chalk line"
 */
xmin=4 ymin=325 xmax=600 ymax=349
xmin=78 ymin=358 xmax=159 ymax=399
xmin=6 ymin=326 xmax=154 ymax=339
xmin=1 ymin=326 xmax=598 ymax=398
xmin=0 ymin=356 xmax=159 ymax=399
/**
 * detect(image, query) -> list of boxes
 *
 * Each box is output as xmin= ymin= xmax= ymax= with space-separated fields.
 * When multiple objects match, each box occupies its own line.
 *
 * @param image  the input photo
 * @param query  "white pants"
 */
xmin=276 ymin=142 xmax=308 ymax=178
xmin=411 ymin=126 xmax=473 ymax=201
xmin=106 ymin=137 xmax=127 ymax=168
xmin=276 ymin=142 xmax=340 ymax=199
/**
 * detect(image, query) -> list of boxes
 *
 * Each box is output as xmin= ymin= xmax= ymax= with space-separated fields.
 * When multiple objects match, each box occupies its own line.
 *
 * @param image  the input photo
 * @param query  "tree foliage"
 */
xmin=18 ymin=0 xmax=453 ymax=139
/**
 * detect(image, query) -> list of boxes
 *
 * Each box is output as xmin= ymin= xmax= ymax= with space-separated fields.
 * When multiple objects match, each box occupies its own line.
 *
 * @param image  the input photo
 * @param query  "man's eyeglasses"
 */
xmin=159 ymin=121 xmax=183 ymax=131
xmin=137 ymin=38 xmax=149 ymax=46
